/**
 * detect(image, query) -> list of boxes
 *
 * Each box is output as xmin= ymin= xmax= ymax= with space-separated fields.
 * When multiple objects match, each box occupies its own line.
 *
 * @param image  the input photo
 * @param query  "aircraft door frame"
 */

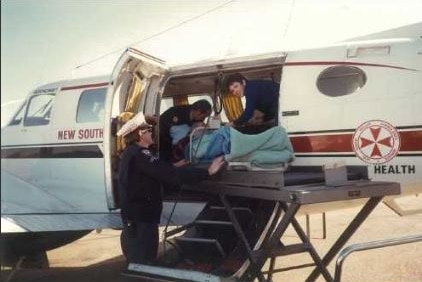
xmin=103 ymin=48 xmax=169 ymax=210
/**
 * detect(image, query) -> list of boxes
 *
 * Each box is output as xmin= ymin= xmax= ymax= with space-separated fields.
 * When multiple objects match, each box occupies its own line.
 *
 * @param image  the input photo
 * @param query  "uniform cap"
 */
xmin=117 ymin=112 xmax=150 ymax=137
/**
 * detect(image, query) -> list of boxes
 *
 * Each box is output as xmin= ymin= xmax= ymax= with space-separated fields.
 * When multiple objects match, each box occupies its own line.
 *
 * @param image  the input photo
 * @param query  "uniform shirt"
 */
xmin=159 ymin=105 xmax=192 ymax=161
xmin=118 ymin=144 xmax=208 ymax=223
xmin=234 ymin=80 xmax=280 ymax=126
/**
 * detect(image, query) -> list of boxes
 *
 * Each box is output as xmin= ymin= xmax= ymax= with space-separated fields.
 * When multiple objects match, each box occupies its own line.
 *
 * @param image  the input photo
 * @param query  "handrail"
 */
xmin=189 ymin=126 xmax=206 ymax=162
xmin=189 ymin=126 xmax=219 ymax=162
xmin=334 ymin=234 xmax=422 ymax=282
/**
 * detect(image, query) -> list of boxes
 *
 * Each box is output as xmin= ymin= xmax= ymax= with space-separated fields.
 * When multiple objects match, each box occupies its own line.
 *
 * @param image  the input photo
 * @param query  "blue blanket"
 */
xmin=188 ymin=126 xmax=294 ymax=167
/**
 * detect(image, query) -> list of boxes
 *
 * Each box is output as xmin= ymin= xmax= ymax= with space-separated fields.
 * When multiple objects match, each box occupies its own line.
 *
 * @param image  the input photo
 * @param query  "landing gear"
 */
xmin=1 ymin=251 xmax=49 ymax=269
xmin=0 ymin=230 xmax=91 ymax=269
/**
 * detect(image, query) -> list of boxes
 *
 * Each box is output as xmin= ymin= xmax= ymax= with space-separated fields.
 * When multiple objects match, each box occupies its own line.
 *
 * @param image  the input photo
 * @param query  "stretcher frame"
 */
xmin=126 ymin=169 xmax=400 ymax=282
xmin=182 ymin=177 xmax=400 ymax=282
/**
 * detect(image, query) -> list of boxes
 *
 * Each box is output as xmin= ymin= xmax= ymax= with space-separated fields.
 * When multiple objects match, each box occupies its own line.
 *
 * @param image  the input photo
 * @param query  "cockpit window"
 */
xmin=24 ymin=94 xmax=55 ymax=126
xmin=8 ymin=101 xmax=26 ymax=126
xmin=76 ymin=88 xmax=107 ymax=123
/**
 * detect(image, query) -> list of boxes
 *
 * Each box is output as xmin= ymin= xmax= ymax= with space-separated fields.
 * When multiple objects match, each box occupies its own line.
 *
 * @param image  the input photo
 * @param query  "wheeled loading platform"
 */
xmin=123 ymin=166 xmax=400 ymax=282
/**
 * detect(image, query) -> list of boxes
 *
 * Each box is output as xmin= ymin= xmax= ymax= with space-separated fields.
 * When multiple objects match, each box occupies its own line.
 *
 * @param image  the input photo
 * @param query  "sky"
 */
xmin=1 ymin=0 xmax=421 ymax=125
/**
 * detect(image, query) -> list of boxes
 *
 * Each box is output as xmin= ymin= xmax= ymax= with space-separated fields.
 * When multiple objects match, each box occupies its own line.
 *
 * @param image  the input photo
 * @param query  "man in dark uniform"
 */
xmin=117 ymin=112 xmax=224 ymax=265
xmin=225 ymin=73 xmax=280 ymax=128
xmin=158 ymin=99 xmax=212 ymax=161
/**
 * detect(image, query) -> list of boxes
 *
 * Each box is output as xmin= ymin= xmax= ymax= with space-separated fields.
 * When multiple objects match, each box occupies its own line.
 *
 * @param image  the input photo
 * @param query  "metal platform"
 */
xmin=186 ymin=179 xmax=399 ymax=205
xmin=127 ymin=168 xmax=400 ymax=282
xmin=191 ymin=164 xmax=368 ymax=189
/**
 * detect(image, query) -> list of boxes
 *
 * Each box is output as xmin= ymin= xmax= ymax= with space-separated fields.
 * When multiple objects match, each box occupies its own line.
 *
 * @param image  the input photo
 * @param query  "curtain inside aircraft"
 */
xmin=173 ymin=96 xmax=189 ymax=106
xmin=222 ymin=92 xmax=243 ymax=122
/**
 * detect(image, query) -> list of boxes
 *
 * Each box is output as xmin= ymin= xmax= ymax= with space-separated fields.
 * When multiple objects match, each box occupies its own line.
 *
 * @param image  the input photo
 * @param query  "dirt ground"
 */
xmin=1 ymin=195 xmax=421 ymax=282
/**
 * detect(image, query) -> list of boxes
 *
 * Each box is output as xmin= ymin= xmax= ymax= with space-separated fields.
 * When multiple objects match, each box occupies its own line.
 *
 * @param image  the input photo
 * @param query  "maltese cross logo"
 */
xmin=352 ymin=120 xmax=400 ymax=164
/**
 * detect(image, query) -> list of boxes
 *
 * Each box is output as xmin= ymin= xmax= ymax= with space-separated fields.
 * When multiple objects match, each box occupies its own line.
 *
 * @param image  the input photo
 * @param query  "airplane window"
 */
xmin=77 ymin=88 xmax=107 ymax=123
xmin=24 ymin=94 xmax=55 ymax=126
xmin=317 ymin=66 xmax=366 ymax=97
xmin=8 ymin=101 xmax=26 ymax=126
xmin=160 ymin=98 xmax=174 ymax=115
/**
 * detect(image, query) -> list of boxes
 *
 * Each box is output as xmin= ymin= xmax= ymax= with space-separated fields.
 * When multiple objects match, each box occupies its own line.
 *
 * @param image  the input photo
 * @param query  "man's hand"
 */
xmin=208 ymin=155 xmax=225 ymax=175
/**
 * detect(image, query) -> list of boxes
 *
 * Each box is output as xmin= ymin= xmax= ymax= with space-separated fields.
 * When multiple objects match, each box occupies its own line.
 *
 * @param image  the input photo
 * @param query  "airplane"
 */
xmin=1 ymin=22 xmax=421 ymax=271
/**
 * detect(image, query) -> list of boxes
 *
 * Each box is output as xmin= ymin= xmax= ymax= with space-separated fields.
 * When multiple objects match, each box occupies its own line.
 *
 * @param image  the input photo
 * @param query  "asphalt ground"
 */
xmin=1 ymin=195 xmax=421 ymax=282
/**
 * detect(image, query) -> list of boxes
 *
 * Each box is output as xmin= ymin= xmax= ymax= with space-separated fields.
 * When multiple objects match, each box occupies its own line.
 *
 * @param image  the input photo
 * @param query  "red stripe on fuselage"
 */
xmin=290 ymin=134 xmax=353 ymax=153
xmin=61 ymin=82 xmax=109 ymax=91
xmin=284 ymin=61 xmax=418 ymax=71
xmin=290 ymin=130 xmax=422 ymax=153
xmin=400 ymin=131 xmax=422 ymax=151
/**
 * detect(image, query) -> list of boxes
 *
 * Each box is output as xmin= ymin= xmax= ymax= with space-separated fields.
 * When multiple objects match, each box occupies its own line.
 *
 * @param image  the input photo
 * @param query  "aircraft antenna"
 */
xmin=74 ymin=0 xmax=236 ymax=70
xmin=281 ymin=0 xmax=296 ymax=42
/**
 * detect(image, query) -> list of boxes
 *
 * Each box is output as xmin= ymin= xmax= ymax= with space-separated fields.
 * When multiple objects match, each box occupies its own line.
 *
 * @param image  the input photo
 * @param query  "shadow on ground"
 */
xmin=0 ymin=255 xmax=145 ymax=282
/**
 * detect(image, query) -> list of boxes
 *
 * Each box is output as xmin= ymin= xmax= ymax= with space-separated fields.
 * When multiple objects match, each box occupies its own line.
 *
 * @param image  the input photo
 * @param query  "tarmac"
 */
xmin=1 ymin=195 xmax=421 ymax=282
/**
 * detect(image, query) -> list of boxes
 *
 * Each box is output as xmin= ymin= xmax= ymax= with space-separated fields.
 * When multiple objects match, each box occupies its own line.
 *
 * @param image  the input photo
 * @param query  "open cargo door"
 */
xmin=104 ymin=48 xmax=169 ymax=209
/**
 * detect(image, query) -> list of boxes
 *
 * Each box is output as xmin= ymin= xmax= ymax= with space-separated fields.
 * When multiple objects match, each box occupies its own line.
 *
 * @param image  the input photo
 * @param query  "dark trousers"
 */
xmin=120 ymin=221 xmax=159 ymax=265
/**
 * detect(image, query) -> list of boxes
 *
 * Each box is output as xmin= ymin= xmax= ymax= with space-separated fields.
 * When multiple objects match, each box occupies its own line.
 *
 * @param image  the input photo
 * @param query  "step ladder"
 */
xmin=169 ymin=202 xmax=255 ymax=268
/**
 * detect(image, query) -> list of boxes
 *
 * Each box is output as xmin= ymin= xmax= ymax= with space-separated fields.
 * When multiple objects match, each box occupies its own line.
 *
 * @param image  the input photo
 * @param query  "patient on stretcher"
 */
xmin=184 ymin=124 xmax=295 ymax=169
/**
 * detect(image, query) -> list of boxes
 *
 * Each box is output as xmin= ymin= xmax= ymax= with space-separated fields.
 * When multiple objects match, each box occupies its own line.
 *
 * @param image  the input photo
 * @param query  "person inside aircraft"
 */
xmin=150 ymin=99 xmax=212 ymax=161
xmin=116 ymin=112 xmax=224 ymax=265
xmin=225 ymin=73 xmax=280 ymax=130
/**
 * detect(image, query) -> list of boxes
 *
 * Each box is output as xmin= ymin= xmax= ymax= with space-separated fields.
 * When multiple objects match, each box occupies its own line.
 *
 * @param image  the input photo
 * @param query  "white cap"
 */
xmin=117 ymin=112 xmax=149 ymax=137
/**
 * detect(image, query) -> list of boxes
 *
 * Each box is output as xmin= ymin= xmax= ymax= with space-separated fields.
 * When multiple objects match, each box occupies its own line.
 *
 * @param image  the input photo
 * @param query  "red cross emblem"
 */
xmin=352 ymin=120 xmax=400 ymax=164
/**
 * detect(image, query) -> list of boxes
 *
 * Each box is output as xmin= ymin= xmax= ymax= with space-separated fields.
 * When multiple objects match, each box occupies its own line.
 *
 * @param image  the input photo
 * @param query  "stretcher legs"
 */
xmin=305 ymin=196 xmax=383 ymax=282
xmin=220 ymin=196 xmax=384 ymax=282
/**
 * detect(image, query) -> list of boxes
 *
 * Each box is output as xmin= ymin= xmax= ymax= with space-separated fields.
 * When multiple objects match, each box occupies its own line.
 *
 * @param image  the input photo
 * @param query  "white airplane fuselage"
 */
xmin=1 ymin=27 xmax=421 ymax=262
